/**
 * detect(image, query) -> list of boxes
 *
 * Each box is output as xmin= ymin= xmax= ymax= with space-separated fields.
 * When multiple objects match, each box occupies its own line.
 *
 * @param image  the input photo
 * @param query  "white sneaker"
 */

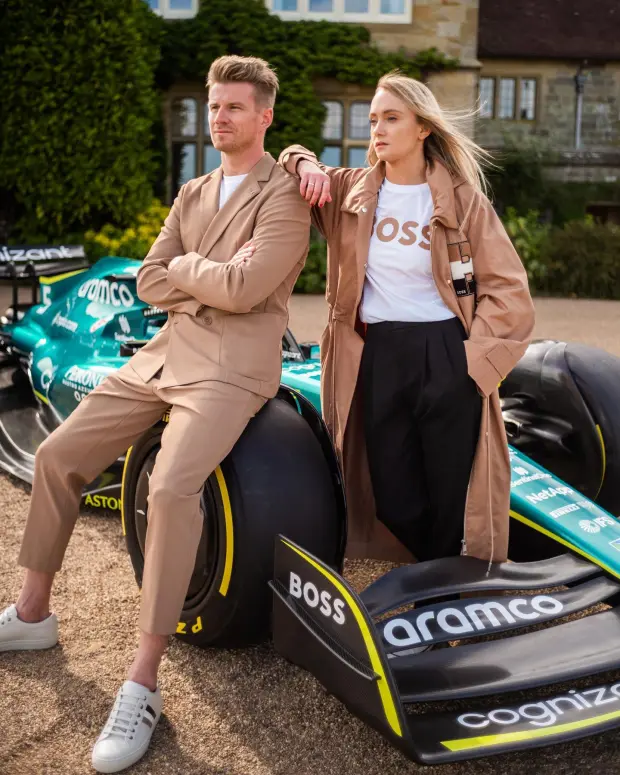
xmin=0 ymin=604 xmax=58 ymax=651
xmin=91 ymin=680 xmax=162 ymax=774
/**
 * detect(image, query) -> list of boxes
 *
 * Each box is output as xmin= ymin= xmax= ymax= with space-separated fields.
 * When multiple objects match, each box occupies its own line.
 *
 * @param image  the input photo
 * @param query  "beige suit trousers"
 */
xmin=18 ymin=362 xmax=266 ymax=635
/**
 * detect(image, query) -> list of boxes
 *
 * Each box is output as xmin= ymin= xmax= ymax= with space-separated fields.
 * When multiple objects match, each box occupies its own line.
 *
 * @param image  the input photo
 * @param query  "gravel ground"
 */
xmin=1 ymin=294 xmax=620 ymax=775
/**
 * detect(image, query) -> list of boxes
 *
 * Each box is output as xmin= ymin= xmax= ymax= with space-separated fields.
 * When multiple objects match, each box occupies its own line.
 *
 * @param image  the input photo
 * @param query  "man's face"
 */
xmin=207 ymin=82 xmax=272 ymax=155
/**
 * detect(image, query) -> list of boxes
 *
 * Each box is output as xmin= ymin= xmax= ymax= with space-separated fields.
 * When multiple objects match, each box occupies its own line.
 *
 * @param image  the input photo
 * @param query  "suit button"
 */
xmin=203 ymin=315 xmax=213 ymax=325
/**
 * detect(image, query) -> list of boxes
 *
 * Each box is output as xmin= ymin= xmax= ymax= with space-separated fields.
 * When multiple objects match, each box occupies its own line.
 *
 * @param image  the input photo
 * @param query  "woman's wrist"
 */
xmin=297 ymin=158 xmax=320 ymax=176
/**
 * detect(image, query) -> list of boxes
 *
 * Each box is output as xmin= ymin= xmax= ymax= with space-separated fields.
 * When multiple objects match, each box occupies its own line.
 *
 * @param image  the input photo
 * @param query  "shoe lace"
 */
xmin=103 ymin=691 xmax=147 ymax=741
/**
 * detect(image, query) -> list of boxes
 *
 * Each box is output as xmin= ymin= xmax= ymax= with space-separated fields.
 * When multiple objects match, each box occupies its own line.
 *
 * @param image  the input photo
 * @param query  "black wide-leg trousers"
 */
xmin=361 ymin=316 xmax=482 ymax=562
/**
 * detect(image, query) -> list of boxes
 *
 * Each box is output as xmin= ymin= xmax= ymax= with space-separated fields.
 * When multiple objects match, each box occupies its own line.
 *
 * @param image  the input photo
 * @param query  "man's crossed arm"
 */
xmin=136 ymin=185 xmax=202 ymax=316
xmin=136 ymin=179 xmax=310 ymax=315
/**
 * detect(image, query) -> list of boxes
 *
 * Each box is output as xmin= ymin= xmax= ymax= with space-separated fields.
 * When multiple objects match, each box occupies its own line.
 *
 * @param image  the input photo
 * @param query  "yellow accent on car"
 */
xmin=216 ymin=466 xmax=234 ymax=597
xmin=595 ymin=424 xmax=607 ymax=498
xmin=281 ymin=538 xmax=403 ymax=739
xmin=120 ymin=446 xmax=133 ymax=537
xmin=40 ymin=268 xmax=87 ymax=284
xmin=33 ymin=390 xmax=49 ymax=405
xmin=442 ymin=707 xmax=620 ymax=752
xmin=509 ymin=510 xmax=620 ymax=579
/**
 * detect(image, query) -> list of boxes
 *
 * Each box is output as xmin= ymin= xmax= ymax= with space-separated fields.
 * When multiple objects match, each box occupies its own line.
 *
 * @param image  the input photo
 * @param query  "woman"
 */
xmin=278 ymin=72 xmax=535 ymax=564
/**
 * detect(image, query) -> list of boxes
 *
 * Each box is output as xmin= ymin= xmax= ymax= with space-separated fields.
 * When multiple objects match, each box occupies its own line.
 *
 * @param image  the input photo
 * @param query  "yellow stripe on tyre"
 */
xmin=215 ymin=465 xmax=234 ymax=597
xmin=120 ymin=446 xmax=133 ymax=537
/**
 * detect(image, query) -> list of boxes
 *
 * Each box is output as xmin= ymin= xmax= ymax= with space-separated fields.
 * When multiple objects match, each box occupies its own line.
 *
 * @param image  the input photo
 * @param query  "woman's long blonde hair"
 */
xmin=368 ymin=71 xmax=494 ymax=195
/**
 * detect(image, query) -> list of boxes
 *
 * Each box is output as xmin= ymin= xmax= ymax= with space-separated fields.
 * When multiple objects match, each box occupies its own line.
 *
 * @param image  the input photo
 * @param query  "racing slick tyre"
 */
xmin=122 ymin=391 xmax=345 ymax=648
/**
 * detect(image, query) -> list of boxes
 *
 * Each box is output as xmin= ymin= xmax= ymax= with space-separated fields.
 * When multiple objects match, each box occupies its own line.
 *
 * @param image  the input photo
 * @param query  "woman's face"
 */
xmin=369 ymin=87 xmax=430 ymax=164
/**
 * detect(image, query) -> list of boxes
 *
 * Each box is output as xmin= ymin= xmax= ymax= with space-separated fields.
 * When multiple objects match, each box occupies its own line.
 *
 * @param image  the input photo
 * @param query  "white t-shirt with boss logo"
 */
xmin=359 ymin=178 xmax=455 ymax=324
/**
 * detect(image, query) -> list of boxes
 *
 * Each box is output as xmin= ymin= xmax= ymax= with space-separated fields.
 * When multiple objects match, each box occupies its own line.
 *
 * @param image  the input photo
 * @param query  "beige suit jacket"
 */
xmin=131 ymin=153 xmax=311 ymax=397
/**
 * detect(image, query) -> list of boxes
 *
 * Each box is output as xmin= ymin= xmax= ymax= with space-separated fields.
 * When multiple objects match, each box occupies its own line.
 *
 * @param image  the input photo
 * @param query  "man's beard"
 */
xmin=213 ymin=133 xmax=253 ymax=155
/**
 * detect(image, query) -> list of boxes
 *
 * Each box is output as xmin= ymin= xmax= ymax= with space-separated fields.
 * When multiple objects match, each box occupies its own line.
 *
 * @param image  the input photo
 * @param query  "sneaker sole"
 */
xmin=0 ymin=638 xmax=58 ymax=652
xmin=92 ymin=728 xmax=157 ymax=774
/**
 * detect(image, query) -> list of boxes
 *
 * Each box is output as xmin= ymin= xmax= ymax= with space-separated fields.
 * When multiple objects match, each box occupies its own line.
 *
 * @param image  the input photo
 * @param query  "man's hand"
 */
xmin=298 ymin=161 xmax=331 ymax=208
xmin=168 ymin=254 xmax=184 ymax=271
xmin=229 ymin=240 xmax=255 ymax=266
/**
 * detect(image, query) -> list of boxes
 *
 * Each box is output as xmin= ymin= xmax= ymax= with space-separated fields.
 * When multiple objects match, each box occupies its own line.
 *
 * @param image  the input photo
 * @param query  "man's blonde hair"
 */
xmin=207 ymin=56 xmax=279 ymax=108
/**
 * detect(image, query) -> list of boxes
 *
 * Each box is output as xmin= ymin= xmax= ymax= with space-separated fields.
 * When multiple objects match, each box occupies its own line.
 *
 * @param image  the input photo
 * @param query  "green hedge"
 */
xmin=536 ymin=219 xmax=620 ymax=299
xmin=0 ymin=0 xmax=161 ymax=240
xmin=502 ymin=208 xmax=620 ymax=300
xmin=488 ymin=141 xmax=620 ymax=226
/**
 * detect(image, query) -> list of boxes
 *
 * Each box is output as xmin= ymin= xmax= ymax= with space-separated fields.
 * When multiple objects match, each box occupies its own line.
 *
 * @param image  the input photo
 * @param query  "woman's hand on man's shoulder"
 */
xmin=298 ymin=161 xmax=332 ymax=208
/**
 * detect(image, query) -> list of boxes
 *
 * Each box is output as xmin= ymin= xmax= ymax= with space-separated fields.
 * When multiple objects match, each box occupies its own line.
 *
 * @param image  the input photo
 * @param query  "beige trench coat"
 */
xmin=279 ymin=145 xmax=536 ymax=563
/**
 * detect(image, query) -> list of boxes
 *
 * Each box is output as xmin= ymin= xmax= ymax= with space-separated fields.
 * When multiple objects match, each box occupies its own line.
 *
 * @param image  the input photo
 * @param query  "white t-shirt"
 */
xmin=359 ymin=178 xmax=455 ymax=324
xmin=219 ymin=173 xmax=248 ymax=208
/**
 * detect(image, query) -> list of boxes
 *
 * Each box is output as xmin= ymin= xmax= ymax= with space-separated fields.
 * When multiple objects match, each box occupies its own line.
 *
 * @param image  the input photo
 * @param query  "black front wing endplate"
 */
xmin=270 ymin=536 xmax=620 ymax=764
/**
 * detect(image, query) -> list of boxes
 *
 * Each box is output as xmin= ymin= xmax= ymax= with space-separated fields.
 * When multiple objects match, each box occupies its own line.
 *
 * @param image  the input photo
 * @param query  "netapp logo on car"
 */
xmin=78 ymin=278 xmax=134 ymax=308
xmin=288 ymin=572 xmax=346 ymax=625
xmin=383 ymin=596 xmax=563 ymax=647
xmin=457 ymin=683 xmax=620 ymax=730
xmin=525 ymin=485 xmax=573 ymax=505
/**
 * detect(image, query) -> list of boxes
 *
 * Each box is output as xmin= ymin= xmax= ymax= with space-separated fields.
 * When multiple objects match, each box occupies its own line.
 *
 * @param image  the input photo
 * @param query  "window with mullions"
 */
xmin=498 ymin=78 xmax=516 ymax=120
xmin=479 ymin=77 xmax=495 ymax=119
xmin=479 ymin=77 xmax=537 ymax=121
xmin=146 ymin=0 xmax=197 ymax=18
xmin=320 ymin=101 xmax=343 ymax=167
xmin=349 ymin=101 xmax=371 ymax=140
xmin=348 ymin=147 xmax=368 ymax=168
xmin=170 ymin=98 xmax=198 ymax=196
xmin=322 ymin=101 xmax=343 ymax=140
xmin=203 ymin=103 xmax=222 ymax=174
xmin=318 ymin=99 xmax=370 ymax=168
xmin=267 ymin=0 xmax=412 ymax=23
xmin=520 ymin=79 xmax=537 ymax=120
xmin=381 ymin=0 xmax=404 ymax=11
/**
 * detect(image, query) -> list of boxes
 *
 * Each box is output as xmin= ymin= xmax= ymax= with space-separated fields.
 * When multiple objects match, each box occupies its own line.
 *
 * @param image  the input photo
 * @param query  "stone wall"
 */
xmin=475 ymin=59 xmax=620 ymax=180
xmin=368 ymin=0 xmax=479 ymax=67
xmin=369 ymin=0 xmax=480 ymax=133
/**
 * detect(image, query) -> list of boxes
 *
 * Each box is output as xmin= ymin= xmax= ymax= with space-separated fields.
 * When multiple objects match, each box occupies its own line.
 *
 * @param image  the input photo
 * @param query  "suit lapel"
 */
xmin=199 ymin=168 xmax=222 ymax=231
xmin=196 ymin=153 xmax=275 ymax=259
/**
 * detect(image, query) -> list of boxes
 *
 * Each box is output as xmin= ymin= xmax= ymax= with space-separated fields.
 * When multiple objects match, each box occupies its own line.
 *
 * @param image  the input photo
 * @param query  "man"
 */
xmin=0 ymin=55 xmax=310 ymax=773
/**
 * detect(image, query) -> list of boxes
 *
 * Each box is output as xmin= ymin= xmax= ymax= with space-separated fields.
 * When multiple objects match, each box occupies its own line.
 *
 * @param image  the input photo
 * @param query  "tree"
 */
xmin=0 ymin=0 xmax=161 ymax=239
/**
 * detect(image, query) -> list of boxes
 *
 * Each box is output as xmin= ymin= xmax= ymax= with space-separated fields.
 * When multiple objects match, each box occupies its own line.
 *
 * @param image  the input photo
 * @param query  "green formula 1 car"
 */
xmin=2 ymin=246 xmax=620 ymax=763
